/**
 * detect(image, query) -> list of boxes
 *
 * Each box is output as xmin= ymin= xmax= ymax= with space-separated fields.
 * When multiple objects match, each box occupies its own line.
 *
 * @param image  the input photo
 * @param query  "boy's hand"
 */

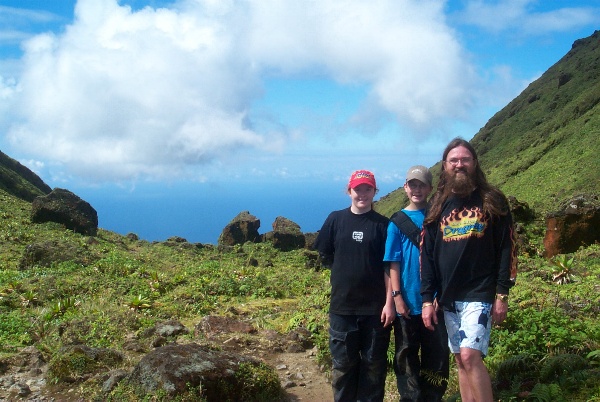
xmin=394 ymin=296 xmax=411 ymax=319
xmin=381 ymin=302 xmax=396 ymax=327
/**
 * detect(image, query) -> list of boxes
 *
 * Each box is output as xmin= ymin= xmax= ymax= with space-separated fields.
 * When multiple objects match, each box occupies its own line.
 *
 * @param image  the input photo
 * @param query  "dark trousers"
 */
xmin=329 ymin=313 xmax=391 ymax=402
xmin=392 ymin=310 xmax=449 ymax=402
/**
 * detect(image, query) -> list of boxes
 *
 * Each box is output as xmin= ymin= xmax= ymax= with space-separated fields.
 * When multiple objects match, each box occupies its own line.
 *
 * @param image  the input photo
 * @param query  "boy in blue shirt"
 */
xmin=384 ymin=165 xmax=448 ymax=401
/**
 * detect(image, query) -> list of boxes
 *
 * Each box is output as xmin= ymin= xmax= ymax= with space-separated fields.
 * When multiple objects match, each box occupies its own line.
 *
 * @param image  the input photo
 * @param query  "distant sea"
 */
xmin=73 ymin=181 xmax=396 ymax=245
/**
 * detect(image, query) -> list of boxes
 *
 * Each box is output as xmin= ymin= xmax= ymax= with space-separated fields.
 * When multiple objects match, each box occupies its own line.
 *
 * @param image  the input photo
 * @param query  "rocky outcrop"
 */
xmin=19 ymin=239 xmax=94 ymax=270
xmin=543 ymin=194 xmax=600 ymax=257
xmin=262 ymin=216 xmax=306 ymax=251
xmin=31 ymin=188 xmax=98 ymax=236
xmin=218 ymin=211 xmax=261 ymax=246
xmin=195 ymin=315 xmax=257 ymax=337
xmin=507 ymin=196 xmax=535 ymax=222
xmin=48 ymin=344 xmax=124 ymax=383
xmin=0 ymin=346 xmax=47 ymax=399
xmin=304 ymin=232 xmax=318 ymax=250
xmin=124 ymin=343 xmax=282 ymax=400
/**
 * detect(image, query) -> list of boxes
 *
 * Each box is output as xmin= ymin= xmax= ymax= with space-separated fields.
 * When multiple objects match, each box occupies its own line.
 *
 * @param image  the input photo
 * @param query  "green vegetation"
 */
xmin=0 ymin=150 xmax=51 ymax=202
xmin=0 ymin=184 xmax=598 ymax=400
xmin=0 ymin=188 xmax=331 ymax=399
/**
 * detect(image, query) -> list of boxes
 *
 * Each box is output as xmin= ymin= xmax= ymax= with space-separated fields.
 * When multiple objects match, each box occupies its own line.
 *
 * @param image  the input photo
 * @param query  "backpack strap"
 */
xmin=390 ymin=210 xmax=421 ymax=247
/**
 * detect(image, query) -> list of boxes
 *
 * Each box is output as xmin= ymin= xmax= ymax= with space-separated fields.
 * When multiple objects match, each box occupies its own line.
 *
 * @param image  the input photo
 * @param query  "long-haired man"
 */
xmin=420 ymin=137 xmax=517 ymax=402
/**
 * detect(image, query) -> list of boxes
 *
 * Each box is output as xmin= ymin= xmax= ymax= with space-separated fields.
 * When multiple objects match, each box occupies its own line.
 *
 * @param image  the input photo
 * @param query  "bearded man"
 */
xmin=420 ymin=137 xmax=517 ymax=402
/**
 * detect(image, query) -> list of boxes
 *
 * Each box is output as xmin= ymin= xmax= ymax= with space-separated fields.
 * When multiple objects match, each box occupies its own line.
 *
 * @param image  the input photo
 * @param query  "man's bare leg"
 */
xmin=455 ymin=348 xmax=493 ymax=402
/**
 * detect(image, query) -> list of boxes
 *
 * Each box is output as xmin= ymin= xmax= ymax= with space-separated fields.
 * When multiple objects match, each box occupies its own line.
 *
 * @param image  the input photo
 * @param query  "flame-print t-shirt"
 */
xmin=420 ymin=192 xmax=517 ymax=307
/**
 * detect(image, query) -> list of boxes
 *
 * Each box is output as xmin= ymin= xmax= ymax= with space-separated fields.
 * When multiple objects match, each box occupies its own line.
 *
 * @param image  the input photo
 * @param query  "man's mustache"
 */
xmin=452 ymin=168 xmax=468 ymax=174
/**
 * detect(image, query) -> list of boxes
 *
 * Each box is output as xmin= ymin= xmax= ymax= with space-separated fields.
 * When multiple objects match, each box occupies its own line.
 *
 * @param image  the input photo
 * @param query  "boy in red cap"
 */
xmin=314 ymin=170 xmax=395 ymax=402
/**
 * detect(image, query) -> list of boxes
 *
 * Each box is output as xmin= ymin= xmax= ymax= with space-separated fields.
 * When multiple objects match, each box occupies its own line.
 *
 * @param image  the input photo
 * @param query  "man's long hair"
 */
xmin=424 ymin=138 xmax=509 ymax=225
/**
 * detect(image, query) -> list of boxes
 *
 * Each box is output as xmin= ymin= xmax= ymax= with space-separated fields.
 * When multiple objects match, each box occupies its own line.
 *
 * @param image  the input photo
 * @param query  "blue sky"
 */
xmin=1 ymin=0 xmax=599 ymax=242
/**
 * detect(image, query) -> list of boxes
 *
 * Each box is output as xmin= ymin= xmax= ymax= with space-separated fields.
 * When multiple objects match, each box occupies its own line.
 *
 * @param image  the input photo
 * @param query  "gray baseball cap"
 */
xmin=406 ymin=165 xmax=432 ymax=186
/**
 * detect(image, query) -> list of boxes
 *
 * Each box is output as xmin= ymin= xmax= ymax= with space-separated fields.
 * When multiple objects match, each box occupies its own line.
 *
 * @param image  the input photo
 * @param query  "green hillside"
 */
xmin=377 ymin=30 xmax=600 ymax=217
xmin=0 ymin=150 xmax=52 ymax=202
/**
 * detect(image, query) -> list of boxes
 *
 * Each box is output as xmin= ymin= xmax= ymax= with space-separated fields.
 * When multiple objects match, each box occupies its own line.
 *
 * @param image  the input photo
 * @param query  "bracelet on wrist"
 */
xmin=495 ymin=294 xmax=509 ymax=302
xmin=422 ymin=302 xmax=433 ymax=308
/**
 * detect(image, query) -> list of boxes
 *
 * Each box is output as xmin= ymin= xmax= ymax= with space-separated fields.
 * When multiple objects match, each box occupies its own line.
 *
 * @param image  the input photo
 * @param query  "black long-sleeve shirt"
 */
xmin=420 ymin=192 xmax=517 ymax=307
xmin=314 ymin=208 xmax=389 ymax=315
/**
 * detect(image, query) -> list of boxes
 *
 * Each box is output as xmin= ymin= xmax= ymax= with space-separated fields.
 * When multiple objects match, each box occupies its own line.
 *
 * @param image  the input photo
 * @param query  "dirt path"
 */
xmin=268 ymin=350 xmax=333 ymax=402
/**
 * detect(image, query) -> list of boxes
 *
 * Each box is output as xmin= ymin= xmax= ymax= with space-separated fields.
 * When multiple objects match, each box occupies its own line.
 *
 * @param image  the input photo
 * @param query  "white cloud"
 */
xmin=3 ymin=0 xmax=479 ymax=182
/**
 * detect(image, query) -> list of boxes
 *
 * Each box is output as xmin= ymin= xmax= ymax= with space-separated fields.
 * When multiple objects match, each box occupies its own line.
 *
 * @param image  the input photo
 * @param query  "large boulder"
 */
xmin=195 ymin=315 xmax=256 ymax=338
xmin=507 ymin=195 xmax=535 ymax=222
xmin=31 ymin=188 xmax=98 ymax=236
xmin=543 ymin=194 xmax=600 ymax=257
xmin=262 ymin=216 xmax=305 ymax=251
xmin=48 ymin=345 xmax=124 ymax=383
xmin=123 ymin=343 xmax=282 ymax=400
xmin=19 ymin=240 xmax=90 ymax=270
xmin=304 ymin=232 xmax=318 ymax=250
xmin=218 ymin=211 xmax=261 ymax=246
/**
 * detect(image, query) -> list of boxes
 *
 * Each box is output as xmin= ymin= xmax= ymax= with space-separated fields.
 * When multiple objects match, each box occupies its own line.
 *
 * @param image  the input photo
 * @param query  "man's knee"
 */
xmin=458 ymin=348 xmax=484 ymax=371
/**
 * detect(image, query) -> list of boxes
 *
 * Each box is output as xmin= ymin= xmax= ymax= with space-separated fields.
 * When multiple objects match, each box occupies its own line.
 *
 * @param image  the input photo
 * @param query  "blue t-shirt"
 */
xmin=383 ymin=208 xmax=425 ymax=315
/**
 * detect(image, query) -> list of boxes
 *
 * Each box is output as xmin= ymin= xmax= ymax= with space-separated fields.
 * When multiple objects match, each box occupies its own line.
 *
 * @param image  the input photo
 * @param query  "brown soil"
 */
xmin=266 ymin=351 xmax=333 ymax=402
xmin=214 ymin=327 xmax=334 ymax=401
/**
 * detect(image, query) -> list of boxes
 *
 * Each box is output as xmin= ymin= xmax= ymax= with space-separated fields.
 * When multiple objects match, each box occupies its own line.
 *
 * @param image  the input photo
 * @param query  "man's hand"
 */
xmin=421 ymin=304 xmax=437 ymax=331
xmin=492 ymin=297 xmax=508 ymax=324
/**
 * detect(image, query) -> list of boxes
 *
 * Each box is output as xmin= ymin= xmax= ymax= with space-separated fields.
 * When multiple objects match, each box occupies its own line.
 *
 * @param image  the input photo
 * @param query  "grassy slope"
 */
xmin=376 ymin=31 xmax=600 ymax=217
xmin=472 ymin=31 xmax=600 ymax=212
xmin=0 ymin=188 xmax=331 ymax=399
xmin=0 ymin=151 xmax=52 ymax=202
xmin=1 ymin=190 xmax=599 ymax=401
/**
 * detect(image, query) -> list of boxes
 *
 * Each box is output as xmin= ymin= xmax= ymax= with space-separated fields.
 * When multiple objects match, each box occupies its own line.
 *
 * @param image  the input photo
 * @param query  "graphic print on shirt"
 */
xmin=352 ymin=231 xmax=364 ymax=242
xmin=440 ymin=206 xmax=488 ymax=242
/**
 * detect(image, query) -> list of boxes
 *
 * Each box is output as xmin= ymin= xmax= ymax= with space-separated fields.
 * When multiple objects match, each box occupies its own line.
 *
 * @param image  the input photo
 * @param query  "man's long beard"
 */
xmin=443 ymin=169 xmax=476 ymax=198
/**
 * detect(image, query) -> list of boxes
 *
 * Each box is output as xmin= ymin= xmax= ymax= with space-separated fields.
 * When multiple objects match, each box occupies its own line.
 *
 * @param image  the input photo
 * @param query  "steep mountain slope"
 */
xmin=377 ymin=30 xmax=600 ymax=217
xmin=0 ymin=150 xmax=52 ymax=202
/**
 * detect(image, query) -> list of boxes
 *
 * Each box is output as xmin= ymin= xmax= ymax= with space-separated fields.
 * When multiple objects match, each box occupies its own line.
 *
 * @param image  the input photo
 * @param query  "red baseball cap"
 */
xmin=348 ymin=170 xmax=376 ymax=189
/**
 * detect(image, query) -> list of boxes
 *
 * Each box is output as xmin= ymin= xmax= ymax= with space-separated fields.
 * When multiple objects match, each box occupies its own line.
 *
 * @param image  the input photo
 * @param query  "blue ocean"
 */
xmin=75 ymin=181 xmax=396 ymax=245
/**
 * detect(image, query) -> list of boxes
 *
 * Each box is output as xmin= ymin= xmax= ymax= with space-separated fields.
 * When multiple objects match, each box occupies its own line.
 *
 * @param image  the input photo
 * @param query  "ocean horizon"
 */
xmin=72 ymin=180 xmax=398 ymax=245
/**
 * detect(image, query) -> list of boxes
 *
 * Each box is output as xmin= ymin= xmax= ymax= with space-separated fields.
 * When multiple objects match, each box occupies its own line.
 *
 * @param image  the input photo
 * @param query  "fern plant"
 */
xmin=539 ymin=353 xmax=589 ymax=383
xmin=421 ymin=369 xmax=448 ymax=388
xmin=527 ymin=383 xmax=565 ymax=402
xmin=495 ymin=353 xmax=538 ymax=389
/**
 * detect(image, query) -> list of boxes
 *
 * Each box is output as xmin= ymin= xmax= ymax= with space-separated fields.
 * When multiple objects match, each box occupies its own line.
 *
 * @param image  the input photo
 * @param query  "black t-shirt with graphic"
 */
xmin=420 ymin=192 xmax=517 ymax=307
xmin=314 ymin=207 xmax=389 ymax=315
